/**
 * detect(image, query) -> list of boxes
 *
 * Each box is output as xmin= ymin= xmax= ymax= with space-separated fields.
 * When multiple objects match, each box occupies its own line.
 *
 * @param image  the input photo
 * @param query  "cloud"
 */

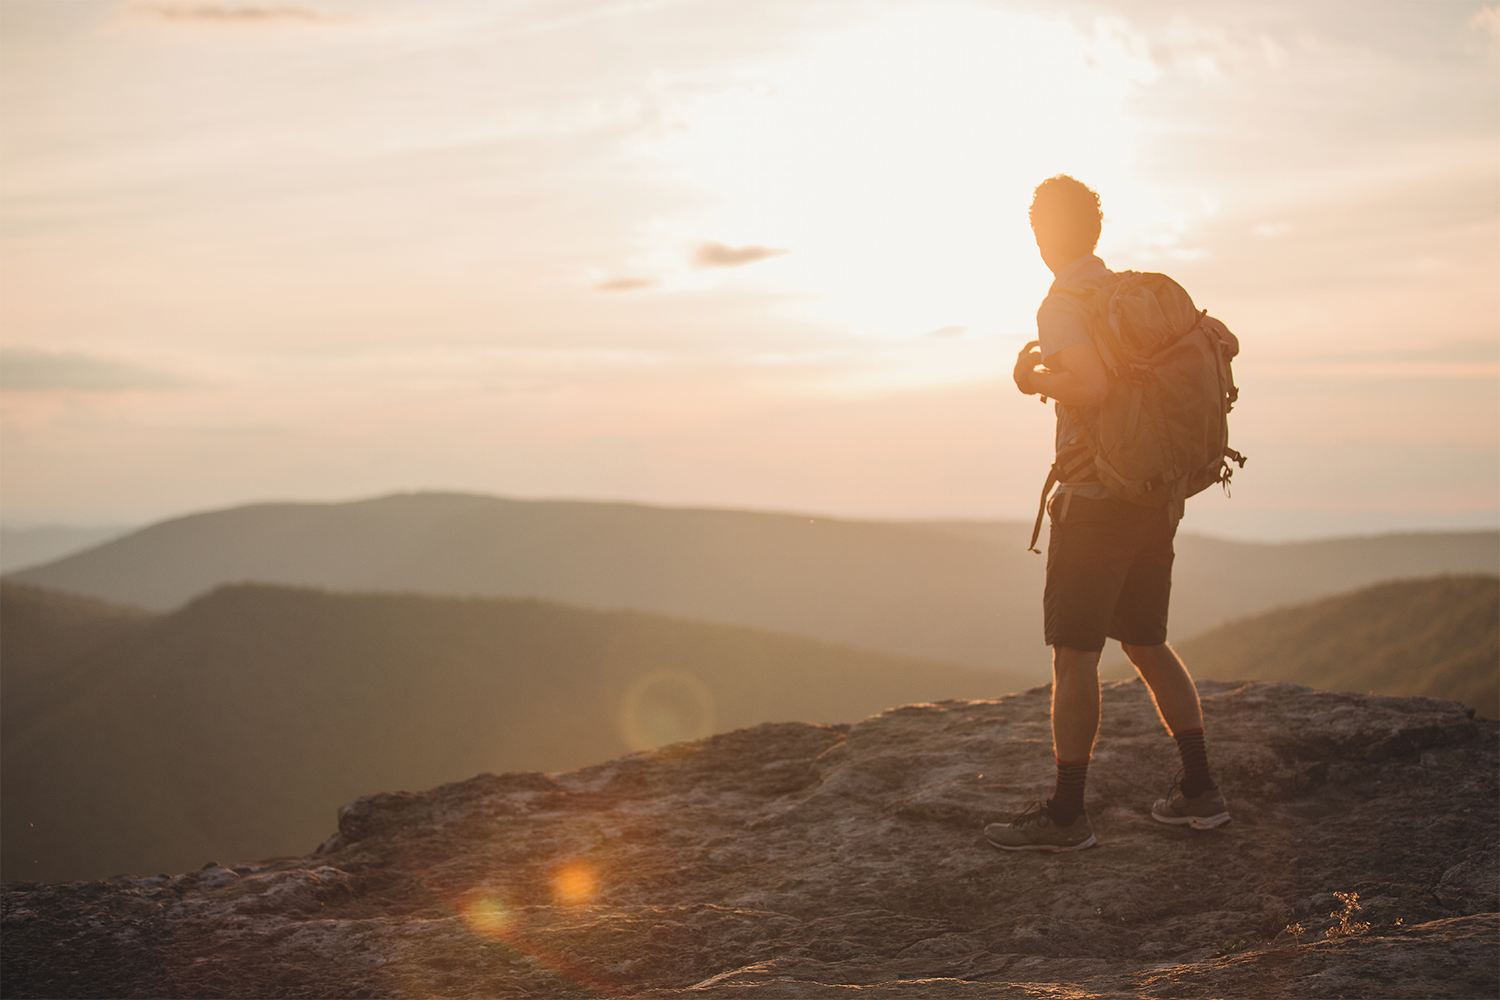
xmin=1305 ymin=339 xmax=1500 ymax=368
xmin=595 ymin=277 xmax=657 ymax=292
xmin=1251 ymin=222 xmax=1291 ymax=238
xmin=0 ymin=348 xmax=191 ymax=391
xmin=924 ymin=326 xmax=967 ymax=338
xmin=1470 ymin=5 xmax=1500 ymax=48
xmin=693 ymin=242 xmax=789 ymax=269
xmin=125 ymin=2 xmax=347 ymax=24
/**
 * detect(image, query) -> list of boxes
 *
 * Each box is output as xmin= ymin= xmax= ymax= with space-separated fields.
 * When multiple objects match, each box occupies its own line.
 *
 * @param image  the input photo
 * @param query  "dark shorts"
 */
xmin=1042 ymin=492 xmax=1177 ymax=652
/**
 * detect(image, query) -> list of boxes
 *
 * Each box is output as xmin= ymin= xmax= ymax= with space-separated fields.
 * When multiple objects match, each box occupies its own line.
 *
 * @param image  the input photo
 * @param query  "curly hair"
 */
xmin=1029 ymin=175 xmax=1102 ymax=253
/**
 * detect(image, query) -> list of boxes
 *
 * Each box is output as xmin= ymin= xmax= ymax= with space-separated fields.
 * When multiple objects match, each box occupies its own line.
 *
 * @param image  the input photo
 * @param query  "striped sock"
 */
xmin=1174 ymin=728 xmax=1215 ymax=798
xmin=1047 ymin=757 xmax=1090 ymax=825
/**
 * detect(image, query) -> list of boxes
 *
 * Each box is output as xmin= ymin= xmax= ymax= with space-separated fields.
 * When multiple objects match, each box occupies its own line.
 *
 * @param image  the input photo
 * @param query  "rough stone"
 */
xmin=3 ymin=680 xmax=1496 ymax=998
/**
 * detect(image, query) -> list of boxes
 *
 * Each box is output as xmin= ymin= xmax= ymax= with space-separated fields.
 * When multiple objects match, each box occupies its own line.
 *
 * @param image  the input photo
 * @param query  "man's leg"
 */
xmin=984 ymin=645 xmax=1102 ymax=852
xmin=1048 ymin=645 xmax=1101 ymax=824
xmin=986 ymin=495 xmax=1126 ymax=853
xmin=1121 ymin=640 xmax=1201 ymax=736
xmin=984 ymin=645 xmax=1103 ymax=851
xmin=1124 ymin=641 xmax=1230 ymax=827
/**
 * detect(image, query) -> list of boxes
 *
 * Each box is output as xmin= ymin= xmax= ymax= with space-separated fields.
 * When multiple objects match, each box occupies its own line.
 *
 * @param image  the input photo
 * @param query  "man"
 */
xmin=984 ymin=175 xmax=1231 ymax=853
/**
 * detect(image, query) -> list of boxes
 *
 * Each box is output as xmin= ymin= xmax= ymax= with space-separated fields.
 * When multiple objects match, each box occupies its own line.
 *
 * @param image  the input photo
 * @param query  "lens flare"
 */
xmin=458 ymin=894 xmax=512 ymax=938
xmin=552 ymin=862 xmax=598 ymax=905
xmin=618 ymin=670 xmax=717 ymax=751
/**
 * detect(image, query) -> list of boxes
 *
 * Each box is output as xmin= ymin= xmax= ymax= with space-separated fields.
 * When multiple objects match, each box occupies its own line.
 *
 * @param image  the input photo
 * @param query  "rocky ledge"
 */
xmin=3 ymin=680 xmax=1497 ymax=999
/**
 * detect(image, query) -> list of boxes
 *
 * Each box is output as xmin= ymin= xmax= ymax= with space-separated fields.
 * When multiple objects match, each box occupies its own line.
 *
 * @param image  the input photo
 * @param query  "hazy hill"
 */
xmin=1175 ymin=575 xmax=1500 ymax=720
xmin=8 ymin=492 xmax=1497 ymax=677
xmin=1 ymin=582 xmax=1017 ymax=883
xmin=0 ymin=524 xmax=131 ymax=574
xmin=0 ymin=582 xmax=153 ymax=697
xmin=8 ymin=494 xmax=1037 ymax=674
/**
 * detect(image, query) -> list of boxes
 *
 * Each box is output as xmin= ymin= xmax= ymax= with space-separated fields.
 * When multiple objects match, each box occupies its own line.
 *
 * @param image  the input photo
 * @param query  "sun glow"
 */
xmin=551 ymin=862 xmax=599 ymax=906
xmin=458 ymin=893 xmax=513 ymax=938
xmin=635 ymin=3 xmax=1165 ymax=344
xmin=618 ymin=670 xmax=718 ymax=752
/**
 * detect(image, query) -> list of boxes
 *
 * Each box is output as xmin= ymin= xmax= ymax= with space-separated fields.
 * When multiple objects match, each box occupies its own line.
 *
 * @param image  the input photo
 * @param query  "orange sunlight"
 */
xmin=619 ymin=671 xmax=719 ymax=752
xmin=0 ymin=0 xmax=1494 ymax=536
xmin=457 ymin=892 xmax=513 ymax=938
xmin=638 ymin=5 xmax=1163 ymax=362
xmin=551 ymin=862 xmax=600 ymax=906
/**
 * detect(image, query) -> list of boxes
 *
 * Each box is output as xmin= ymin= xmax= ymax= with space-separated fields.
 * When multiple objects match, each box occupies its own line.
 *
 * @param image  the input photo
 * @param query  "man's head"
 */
xmin=1029 ymin=175 xmax=1102 ymax=274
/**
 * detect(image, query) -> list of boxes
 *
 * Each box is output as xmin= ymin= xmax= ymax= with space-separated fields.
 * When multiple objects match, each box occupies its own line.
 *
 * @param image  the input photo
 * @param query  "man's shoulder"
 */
xmin=1043 ymin=256 xmax=1117 ymax=306
xmin=1037 ymin=258 xmax=1114 ymax=357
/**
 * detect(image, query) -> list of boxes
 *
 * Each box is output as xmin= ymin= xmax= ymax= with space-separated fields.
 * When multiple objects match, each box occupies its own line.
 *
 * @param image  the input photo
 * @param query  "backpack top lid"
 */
xmin=1102 ymin=272 xmax=1202 ymax=362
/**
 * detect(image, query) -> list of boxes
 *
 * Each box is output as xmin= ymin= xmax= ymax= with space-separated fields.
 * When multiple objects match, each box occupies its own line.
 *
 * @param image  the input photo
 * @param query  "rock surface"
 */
xmin=4 ymin=680 xmax=1497 ymax=999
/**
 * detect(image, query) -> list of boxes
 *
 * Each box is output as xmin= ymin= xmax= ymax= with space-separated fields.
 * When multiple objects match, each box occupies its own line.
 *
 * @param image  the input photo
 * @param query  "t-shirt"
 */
xmin=1035 ymin=254 xmax=1114 ymax=500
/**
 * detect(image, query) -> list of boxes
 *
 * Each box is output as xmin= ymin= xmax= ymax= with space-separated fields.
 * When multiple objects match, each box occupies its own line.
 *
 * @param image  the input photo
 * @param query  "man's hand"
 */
xmin=1014 ymin=341 xmax=1044 ymax=396
xmin=1020 ymin=341 xmax=1110 ymax=408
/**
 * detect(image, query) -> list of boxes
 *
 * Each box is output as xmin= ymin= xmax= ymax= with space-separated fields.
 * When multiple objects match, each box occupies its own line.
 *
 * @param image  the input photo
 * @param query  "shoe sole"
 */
xmin=985 ymin=834 xmax=1098 ymax=852
xmin=1151 ymin=808 xmax=1231 ymax=830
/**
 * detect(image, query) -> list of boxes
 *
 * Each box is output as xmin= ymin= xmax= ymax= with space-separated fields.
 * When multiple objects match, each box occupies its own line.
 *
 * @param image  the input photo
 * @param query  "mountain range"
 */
xmin=1176 ymin=574 xmax=1499 ymax=720
xmin=9 ymin=492 xmax=1497 ymax=678
xmin=0 ymin=525 xmax=131 ymax=574
xmin=1 ymin=581 xmax=1013 ymax=883
xmin=5 ymin=492 xmax=1496 ymax=883
xmin=6 ymin=567 xmax=1496 ymax=884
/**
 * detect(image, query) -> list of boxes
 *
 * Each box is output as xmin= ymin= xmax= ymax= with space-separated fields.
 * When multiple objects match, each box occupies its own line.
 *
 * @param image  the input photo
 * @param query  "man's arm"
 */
xmin=1014 ymin=341 xmax=1109 ymax=408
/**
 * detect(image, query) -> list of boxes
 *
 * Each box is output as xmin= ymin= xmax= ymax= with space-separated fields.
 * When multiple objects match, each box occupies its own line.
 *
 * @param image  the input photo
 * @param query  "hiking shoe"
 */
xmin=985 ymin=801 xmax=1096 ymax=852
xmin=1152 ymin=781 xmax=1231 ymax=830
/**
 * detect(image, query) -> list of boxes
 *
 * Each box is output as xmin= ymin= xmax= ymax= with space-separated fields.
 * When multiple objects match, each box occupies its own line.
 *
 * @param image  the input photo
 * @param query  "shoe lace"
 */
xmin=1010 ymin=801 xmax=1052 ymax=828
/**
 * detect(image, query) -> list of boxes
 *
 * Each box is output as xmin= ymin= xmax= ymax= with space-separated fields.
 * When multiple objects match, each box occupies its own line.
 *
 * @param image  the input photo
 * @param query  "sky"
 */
xmin=1 ymin=0 xmax=1496 ymax=540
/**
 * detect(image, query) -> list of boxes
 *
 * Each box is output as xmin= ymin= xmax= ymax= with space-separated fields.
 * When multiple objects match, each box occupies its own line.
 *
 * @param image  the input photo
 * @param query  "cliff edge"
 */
xmin=3 ymin=680 xmax=1496 ymax=998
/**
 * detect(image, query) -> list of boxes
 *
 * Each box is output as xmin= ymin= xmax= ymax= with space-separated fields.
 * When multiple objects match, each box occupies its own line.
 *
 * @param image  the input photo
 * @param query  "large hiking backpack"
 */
xmin=1027 ymin=271 xmax=1246 ymax=553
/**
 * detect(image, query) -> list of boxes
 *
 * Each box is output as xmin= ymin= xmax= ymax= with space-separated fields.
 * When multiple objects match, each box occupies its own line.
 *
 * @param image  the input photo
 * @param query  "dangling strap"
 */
xmin=1218 ymin=447 xmax=1248 ymax=497
xmin=1027 ymin=463 xmax=1059 ymax=554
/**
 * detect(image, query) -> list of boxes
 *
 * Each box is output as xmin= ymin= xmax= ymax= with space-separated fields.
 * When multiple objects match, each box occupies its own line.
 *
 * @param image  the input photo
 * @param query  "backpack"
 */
xmin=1026 ymin=271 xmax=1246 ymax=553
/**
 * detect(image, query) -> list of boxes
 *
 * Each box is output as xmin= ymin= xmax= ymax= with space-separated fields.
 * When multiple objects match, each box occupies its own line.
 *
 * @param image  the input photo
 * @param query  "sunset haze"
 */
xmin=2 ymin=0 xmax=1496 ymax=539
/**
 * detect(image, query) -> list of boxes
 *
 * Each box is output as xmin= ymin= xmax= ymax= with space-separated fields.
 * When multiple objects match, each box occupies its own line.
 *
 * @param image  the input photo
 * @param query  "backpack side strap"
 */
xmin=1027 ymin=463 xmax=1060 ymax=554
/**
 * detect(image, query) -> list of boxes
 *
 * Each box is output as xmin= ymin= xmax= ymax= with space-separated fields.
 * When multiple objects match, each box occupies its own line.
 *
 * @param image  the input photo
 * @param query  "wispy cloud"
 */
xmin=693 ymin=242 xmax=788 ymax=269
xmin=595 ymin=277 xmax=657 ymax=292
xmin=125 ymin=2 xmax=349 ymax=24
xmin=1469 ymin=5 xmax=1500 ymax=50
xmin=0 ymin=348 xmax=192 ymax=391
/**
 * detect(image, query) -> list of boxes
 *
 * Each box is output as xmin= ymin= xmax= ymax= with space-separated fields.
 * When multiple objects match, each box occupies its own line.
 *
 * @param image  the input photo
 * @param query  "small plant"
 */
xmin=1214 ymin=936 xmax=1252 ymax=957
xmin=1285 ymin=922 xmax=1306 ymax=943
xmin=1325 ymin=891 xmax=1371 ymax=939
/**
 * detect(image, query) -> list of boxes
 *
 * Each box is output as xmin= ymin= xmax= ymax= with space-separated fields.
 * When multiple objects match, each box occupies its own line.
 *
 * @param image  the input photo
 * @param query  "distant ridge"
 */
xmin=0 ymin=581 xmax=1015 ymax=883
xmin=0 ymin=581 xmax=153 ymax=704
xmin=7 ymin=492 xmax=1497 ymax=677
xmin=0 ymin=524 xmax=132 ymax=573
xmin=1178 ymin=574 xmax=1499 ymax=719
xmin=5 ymin=493 xmax=1040 ymax=672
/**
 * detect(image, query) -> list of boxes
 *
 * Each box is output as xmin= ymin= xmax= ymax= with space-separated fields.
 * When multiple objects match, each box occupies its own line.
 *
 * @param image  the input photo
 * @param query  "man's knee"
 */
xmin=1122 ymin=640 xmax=1180 ymax=660
xmin=1052 ymin=645 xmax=1102 ymax=678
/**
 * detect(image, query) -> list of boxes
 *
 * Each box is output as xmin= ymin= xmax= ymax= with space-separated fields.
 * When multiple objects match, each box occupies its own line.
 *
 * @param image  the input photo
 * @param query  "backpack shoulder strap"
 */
xmin=1055 ymin=277 xmax=1127 ymax=372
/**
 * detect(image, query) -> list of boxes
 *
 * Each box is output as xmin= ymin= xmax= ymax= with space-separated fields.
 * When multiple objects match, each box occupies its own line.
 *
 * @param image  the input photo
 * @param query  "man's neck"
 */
xmin=1047 ymin=255 xmax=1104 ymax=291
xmin=1046 ymin=252 xmax=1096 ymax=278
